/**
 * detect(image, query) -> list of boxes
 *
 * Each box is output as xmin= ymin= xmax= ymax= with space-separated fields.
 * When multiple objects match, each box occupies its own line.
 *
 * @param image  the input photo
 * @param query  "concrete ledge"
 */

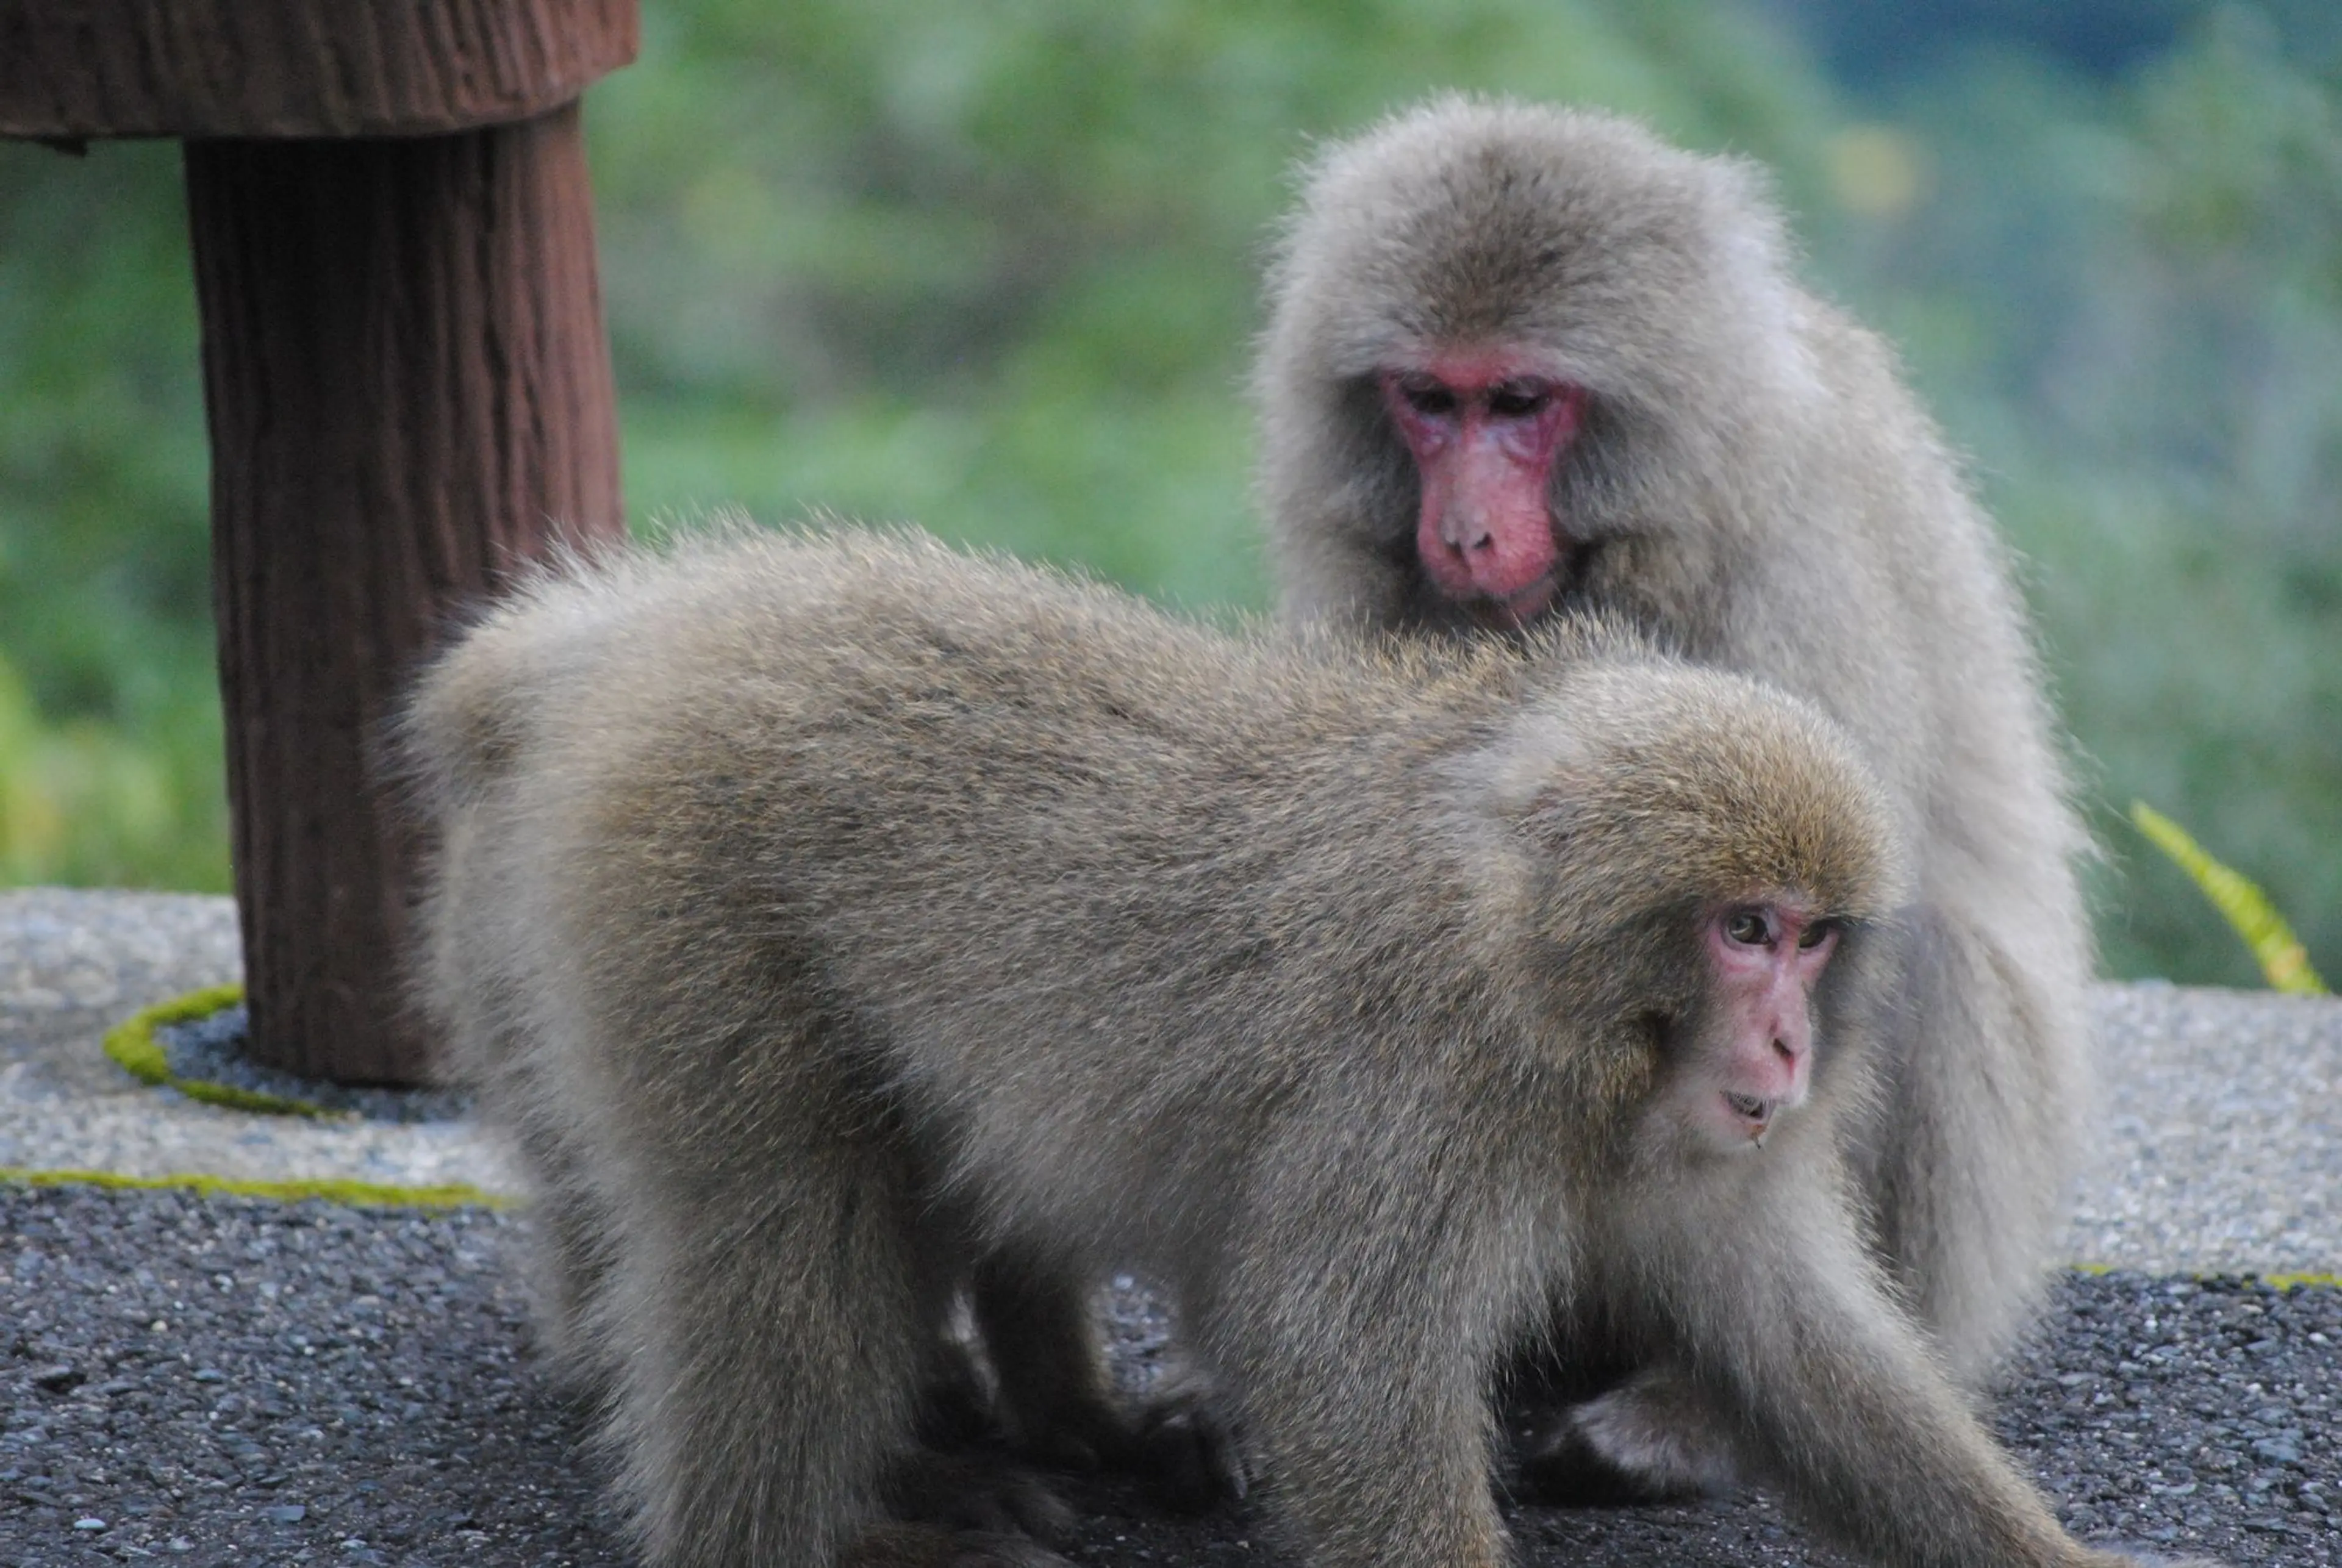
xmin=2079 ymin=981 xmax=2339 ymax=1278
xmin=0 ymin=889 xmax=514 ymax=1197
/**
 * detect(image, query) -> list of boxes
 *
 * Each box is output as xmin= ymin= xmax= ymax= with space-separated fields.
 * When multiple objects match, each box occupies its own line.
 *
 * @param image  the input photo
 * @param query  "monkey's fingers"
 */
xmin=1011 ymin=1423 xmax=1105 ymax=1475
xmin=941 ymin=1534 xmax=1080 ymax=1568
xmin=840 ymin=1522 xmax=1076 ymax=1568
xmin=1508 ymin=1413 xmax=1686 ymax=1506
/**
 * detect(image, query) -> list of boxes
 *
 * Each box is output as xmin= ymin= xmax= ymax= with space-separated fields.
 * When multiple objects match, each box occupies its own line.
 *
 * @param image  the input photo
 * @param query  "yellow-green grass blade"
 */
xmin=2129 ymin=800 xmax=2329 ymax=995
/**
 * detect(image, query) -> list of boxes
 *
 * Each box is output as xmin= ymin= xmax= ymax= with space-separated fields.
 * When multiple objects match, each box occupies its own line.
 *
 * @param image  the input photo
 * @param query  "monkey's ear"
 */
xmin=1464 ymin=700 xmax=1599 ymax=825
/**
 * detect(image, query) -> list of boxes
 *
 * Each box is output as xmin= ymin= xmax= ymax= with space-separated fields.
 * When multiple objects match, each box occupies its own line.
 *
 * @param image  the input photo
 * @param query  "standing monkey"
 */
xmin=407 ymin=528 xmax=2194 ymax=1568
xmin=1252 ymin=98 xmax=2094 ymax=1492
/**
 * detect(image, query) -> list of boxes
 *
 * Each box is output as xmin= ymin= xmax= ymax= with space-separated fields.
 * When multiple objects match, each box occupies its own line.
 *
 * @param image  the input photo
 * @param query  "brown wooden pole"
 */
xmin=185 ymin=102 xmax=625 ymax=1083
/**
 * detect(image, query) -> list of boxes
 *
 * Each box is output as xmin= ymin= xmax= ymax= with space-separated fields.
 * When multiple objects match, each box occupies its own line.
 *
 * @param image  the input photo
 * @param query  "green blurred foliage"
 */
xmin=0 ymin=0 xmax=2334 ymax=987
xmin=1811 ymin=5 xmax=2342 ymax=985
xmin=592 ymin=0 xmax=1828 ymax=607
xmin=0 ymin=139 xmax=223 ymax=890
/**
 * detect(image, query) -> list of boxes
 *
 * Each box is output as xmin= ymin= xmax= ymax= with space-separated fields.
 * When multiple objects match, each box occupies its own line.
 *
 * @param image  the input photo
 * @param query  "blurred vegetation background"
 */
xmin=1 ymin=0 xmax=2336 ymax=986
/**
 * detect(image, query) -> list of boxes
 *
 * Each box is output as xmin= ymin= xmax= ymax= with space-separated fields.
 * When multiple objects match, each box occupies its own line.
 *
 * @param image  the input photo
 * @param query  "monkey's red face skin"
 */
xmin=1378 ymin=356 xmax=1588 ymax=631
xmin=1692 ymin=902 xmax=1836 ymax=1153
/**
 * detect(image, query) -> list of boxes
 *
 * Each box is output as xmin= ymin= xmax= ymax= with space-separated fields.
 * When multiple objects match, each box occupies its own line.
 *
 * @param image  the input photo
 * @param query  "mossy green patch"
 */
xmin=2066 ymin=1259 xmax=2340 ymax=1290
xmin=102 ymin=983 xmax=353 ymax=1119
xmin=0 ymin=1164 xmax=512 ymax=1211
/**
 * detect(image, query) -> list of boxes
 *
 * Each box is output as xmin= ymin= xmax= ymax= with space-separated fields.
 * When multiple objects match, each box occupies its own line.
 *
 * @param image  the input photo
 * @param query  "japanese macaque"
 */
xmin=406 ymin=527 xmax=2183 ymax=1568
xmin=1252 ymin=98 xmax=2096 ymax=1494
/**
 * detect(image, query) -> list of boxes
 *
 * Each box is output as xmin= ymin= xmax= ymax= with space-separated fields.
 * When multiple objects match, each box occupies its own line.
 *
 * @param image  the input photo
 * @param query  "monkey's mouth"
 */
xmin=1467 ymin=571 xmax=1560 ymax=632
xmin=1722 ymin=1091 xmax=1775 ymax=1137
xmin=1464 ymin=535 xmax=1600 ymax=633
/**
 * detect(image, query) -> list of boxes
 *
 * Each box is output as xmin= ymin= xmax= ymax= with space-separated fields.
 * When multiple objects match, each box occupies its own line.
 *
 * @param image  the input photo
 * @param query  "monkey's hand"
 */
xmin=1008 ymin=1364 xmax=1248 ymax=1514
xmin=1508 ymin=1362 xmax=1738 ymax=1506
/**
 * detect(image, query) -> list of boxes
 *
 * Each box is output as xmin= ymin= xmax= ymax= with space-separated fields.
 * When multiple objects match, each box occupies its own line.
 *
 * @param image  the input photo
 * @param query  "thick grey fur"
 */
xmin=405 ymin=526 xmax=2183 ymax=1568
xmin=1254 ymin=98 xmax=2096 ymax=1403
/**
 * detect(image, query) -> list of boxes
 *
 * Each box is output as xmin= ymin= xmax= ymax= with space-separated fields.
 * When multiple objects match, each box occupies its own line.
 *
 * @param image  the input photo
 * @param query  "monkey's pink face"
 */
xmin=1685 ymin=901 xmax=1837 ymax=1154
xmin=1378 ymin=354 xmax=1588 ymax=631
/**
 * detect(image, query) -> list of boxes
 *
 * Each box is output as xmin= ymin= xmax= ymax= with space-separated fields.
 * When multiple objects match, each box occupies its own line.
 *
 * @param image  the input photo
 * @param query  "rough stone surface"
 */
xmin=1 ymin=887 xmax=2338 ymax=1564
xmin=0 ymin=1183 xmax=2332 ymax=1565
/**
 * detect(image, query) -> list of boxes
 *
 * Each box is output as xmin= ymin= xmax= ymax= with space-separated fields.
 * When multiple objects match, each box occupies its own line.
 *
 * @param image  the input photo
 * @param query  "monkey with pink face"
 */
xmin=408 ymin=528 xmax=2201 ymax=1568
xmin=1252 ymin=98 xmax=2096 ymax=1499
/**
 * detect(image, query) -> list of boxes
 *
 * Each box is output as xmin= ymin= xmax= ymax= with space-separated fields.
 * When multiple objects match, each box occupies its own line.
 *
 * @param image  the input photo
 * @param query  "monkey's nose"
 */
xmin=1442 ymin=516 xmax=1494 ymax=554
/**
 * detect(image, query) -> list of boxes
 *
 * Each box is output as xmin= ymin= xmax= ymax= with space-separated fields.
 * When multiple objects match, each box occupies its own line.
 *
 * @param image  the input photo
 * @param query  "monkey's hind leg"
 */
xmin=435 ymin=990 xmax=622 ymax=1398
xmin=973 ymin=1245 xmax=1247 ymax=1511
xmin=1869 ymin=904 xmax=2085 ymax=1384
xmin=593 ymin=1131 xmax=1073 ymax=1568
xmin=501 ymin=1095 xmax=621 ymax=1395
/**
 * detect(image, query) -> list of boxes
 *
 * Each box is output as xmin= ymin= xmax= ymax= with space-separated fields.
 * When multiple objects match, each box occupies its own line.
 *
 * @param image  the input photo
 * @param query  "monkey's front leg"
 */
xmin=1233 ymin=1325 xmax=1508 ymax=1567
xmin=1669 ymin=1193 xmax=2215 ymax=1568
xmin=1206 ymin=1197 xmax=1524 ymax=1567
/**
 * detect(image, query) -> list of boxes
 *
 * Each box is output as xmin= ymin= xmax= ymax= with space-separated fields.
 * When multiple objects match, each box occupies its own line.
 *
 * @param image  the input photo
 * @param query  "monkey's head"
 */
xmin=1258 ymin=96 xmax=1822 ymax=638
xmin=1465 ymin=653 xmax=1905 ymax=1161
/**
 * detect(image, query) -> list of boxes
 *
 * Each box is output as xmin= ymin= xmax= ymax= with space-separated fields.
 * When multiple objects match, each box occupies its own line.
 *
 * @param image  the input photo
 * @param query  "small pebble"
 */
xmin=30 ymin=1363 xmax=82 ymax=1393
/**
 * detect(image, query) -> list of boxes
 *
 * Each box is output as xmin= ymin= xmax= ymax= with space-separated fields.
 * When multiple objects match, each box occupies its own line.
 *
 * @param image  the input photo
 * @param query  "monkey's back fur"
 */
xmin=405 ymin=525 xmax=1921 ymax=1567
xmin=414 ymin=525 xmax=1893 ymax=1224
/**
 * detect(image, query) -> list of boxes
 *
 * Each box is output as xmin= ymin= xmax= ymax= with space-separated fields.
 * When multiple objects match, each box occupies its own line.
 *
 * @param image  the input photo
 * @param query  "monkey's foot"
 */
xmin=840 ymin=1522 xmax=1075 ymax=1568
xmin=1120 ymin=1377 xmax=1250 ymax=1513
xmin=881 ymin=1449 xmax=1077 ymax=1545
xmin=995 ymin=1363 xmax=1247 ymax=1513
xmin=1510 ymin=1370 xmax=1739 ymax=1506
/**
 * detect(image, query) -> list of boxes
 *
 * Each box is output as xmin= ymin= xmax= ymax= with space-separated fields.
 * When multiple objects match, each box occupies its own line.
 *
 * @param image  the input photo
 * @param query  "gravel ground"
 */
xmin=3 ymin=889 xmax=2340 ymax=1564
xmin=0 ymin=1181 xmax=2334 ymax=1567
xmin=152 ymin=1009 xmax=473 ymax=1128
xmin=2078 ymin=981 xmax=2342 ymax=1278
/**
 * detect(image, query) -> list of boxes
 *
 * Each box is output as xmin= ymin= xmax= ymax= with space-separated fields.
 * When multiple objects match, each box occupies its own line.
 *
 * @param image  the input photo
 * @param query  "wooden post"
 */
xmin=2 ymin=1 xmax=638 ymax=1083
xmin=187 ymin=110 xmax=623 ymax=1082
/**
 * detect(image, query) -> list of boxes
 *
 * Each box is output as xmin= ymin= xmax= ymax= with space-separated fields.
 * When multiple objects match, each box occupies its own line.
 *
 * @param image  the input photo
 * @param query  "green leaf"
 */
xmin=2129 ymin=800 xmax=2328 ymax=994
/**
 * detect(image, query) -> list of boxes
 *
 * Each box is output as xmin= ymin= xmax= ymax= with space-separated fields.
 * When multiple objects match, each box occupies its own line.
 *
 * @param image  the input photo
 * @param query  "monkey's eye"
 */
xmin=1488 ymin=381 xmax=1550 ymax=417
xmin=1724 ymin=909 xmax=1771 ymax=947
xmin=1797 ymin=919 xmax=1836 ymax=950
xmin=1396 ymin=377 xmax=1457 ymax=417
